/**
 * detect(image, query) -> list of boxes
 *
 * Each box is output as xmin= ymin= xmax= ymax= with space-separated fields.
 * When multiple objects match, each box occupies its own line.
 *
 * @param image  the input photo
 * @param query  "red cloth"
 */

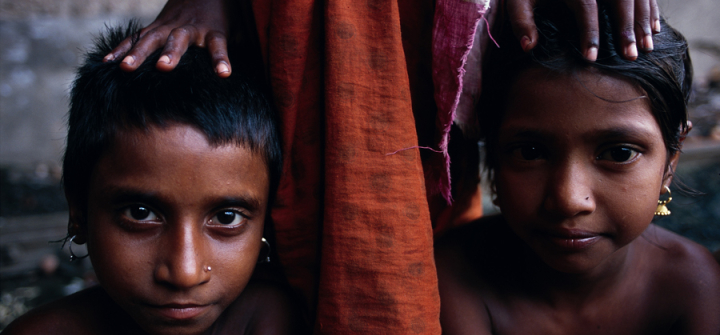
xmin=250 ymin=0 xmax=493 ymax=333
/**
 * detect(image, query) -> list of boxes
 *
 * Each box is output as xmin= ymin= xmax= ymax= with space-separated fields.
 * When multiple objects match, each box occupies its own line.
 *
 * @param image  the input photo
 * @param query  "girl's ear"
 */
xmin=662 ymin=152 xmax=680 ymax=190
xmin=662 ymin=121 xmax=692 ymax=190
xmin=67 ymin=196 xmax=88 ymax=245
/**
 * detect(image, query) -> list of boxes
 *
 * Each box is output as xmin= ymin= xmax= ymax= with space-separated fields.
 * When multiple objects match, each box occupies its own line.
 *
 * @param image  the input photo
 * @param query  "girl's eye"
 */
xmin=210 ymin=211 xmax=246 ymax=226
xmin=123 ymin=205 xmax=158 ymax=221
xmin=512 ymin=145 xmax=545 ymax=161
xmin=598 ymin=147 xmax=640 ymax=163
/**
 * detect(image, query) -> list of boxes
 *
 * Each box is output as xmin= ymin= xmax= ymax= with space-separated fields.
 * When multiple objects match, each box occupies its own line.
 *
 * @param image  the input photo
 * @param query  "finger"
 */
xmin=507 ymin=0 xmax=539 ymax=52
xmin=206 ymin=31 xmax=231 ymax=77
xmin=634 ymin=0 xmax=653 ymax=52
xmin=564 ymin=0 xmax=599 ymax=61
xmin=650 ymin=0 xmax=660 ymax=33
xmin=156 ymin=26 xmax=196 ymax=72
xmin=119 ymin=27 xmax=172 ymax=72
xmin=104 ymin=38 xmax=134 ymax=63
xmin=104 ymin=25 xmax=154 ymax=62
xmin=612 ymin=0 xmax=638 ymax=60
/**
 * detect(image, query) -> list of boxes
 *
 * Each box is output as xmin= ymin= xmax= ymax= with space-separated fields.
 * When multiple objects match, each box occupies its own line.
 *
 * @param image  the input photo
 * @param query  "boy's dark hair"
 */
xmin=479 ymin=2 xmax=692 ymax=177
xmin=63 ymin=22 xmax=282 ymax=211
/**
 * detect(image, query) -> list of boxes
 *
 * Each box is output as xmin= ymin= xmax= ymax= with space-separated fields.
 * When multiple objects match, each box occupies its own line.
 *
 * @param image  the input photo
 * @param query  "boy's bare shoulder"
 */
xmin=212 ymin=280 xmax=307 ymax=335
xmin=2 ymin=286 xmax=116 ymax=335
xmin=639 ymin=224 xmax=720 ymax=333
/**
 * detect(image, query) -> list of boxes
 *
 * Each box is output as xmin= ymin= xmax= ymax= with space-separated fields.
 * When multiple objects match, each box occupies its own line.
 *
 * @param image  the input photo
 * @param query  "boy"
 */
xmin=4 ymin=23 xmax=303 ymax=335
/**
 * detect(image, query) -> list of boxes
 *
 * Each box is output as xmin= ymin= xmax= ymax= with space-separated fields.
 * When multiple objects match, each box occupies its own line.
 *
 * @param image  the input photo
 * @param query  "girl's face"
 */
xmin=73 ymin=124 xmax=269 ymax=335
xmin=494 ymin=68 xmax=676 ymax=274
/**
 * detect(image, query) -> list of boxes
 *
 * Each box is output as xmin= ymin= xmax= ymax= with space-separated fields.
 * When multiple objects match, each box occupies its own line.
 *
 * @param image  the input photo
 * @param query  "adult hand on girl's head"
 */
xmin=103 ymin=0 xmax=232 ymax=77
xmin=506 ymin=0 xmax=660 ymax=61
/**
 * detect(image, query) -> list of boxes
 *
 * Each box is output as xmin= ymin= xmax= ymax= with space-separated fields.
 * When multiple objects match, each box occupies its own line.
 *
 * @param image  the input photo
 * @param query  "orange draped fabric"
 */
xmin=250 ymin=0 xmax=487 ymax=333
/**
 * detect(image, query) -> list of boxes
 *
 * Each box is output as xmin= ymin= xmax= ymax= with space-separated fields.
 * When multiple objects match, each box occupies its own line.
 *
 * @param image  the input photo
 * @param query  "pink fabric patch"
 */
xmin=431 ymin=0 xmax=490 ymax=203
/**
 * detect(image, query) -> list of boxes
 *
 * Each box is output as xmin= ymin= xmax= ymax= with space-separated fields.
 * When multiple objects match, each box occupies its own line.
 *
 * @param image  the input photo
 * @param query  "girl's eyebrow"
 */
xmin=584 ymin=126 xmax=656 ymax=141
xmin=499 ymin=126 xmax=655 ymax=142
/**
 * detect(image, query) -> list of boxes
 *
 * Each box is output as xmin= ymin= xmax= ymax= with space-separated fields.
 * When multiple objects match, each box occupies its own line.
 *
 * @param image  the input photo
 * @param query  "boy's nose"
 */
xmin=154 ymin=222 xmax=210 ymax=289
xmin=542 ymin=160 xmax=596 ymax=218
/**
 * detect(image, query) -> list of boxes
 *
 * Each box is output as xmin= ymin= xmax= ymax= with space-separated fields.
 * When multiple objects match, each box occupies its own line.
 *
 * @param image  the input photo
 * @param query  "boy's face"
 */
xmin=493 ymin=69 xmax=675 ymax=274
xmin=73 ymin=124 xmax=269 ymax=335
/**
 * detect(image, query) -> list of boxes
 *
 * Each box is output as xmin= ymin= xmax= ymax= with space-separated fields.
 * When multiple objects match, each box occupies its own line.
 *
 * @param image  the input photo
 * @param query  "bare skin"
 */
xmin=436 ymin=217 xmax=720 ymax=335
xmin=436 ymin=70 xmax=720 ymax=334
xmin=3 ymin=282 xmax=302 ymax=335
xmin=104 ymin=0 xmax=658 ymax=76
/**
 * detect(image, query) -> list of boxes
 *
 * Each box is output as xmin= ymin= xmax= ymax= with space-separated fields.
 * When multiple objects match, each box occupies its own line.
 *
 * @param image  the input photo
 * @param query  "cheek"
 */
xmin=494 ymin=169 xmax=545 ymax=216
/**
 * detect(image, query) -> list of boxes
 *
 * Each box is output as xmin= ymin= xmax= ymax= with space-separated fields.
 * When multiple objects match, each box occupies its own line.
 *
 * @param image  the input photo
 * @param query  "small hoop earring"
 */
xmin=654 ymin=186 xmax=672 ymax=216
xmin=258 ymin=237 xmax=271 ymax=263
xmin=68 ymin=235 xmax=89 ymax=262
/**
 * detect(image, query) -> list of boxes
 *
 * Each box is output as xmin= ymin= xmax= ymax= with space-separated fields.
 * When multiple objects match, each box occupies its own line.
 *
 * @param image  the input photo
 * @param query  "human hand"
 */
xmin=506 ymin=0 xmax=660 ymax=61
xmin=103 ymin=0 xmax=231 ymax=77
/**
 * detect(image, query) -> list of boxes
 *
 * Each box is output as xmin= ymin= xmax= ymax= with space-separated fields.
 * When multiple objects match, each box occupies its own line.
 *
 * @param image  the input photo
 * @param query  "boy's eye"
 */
xmin=598 ymin=147 xmax=639 ymax=163
xmin=123 ymin=206 xmax=159 ymax=221
xmin=210 ymin=211 xmax=246 ymax=226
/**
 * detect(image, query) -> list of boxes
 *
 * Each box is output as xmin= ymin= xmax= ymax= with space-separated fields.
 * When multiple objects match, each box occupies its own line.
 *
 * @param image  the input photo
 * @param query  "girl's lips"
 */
xmin=151 ymin=304 xmax=210 ymax=321
xmin=540 ymin=229 xmax=602 ymax=251
xmin=547 ymin=235 xmax=601 ymax=251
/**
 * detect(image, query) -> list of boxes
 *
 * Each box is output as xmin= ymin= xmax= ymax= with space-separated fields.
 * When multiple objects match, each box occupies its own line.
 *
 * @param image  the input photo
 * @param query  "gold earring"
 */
xmin=654 ymin=186 xmax=672 ymax=216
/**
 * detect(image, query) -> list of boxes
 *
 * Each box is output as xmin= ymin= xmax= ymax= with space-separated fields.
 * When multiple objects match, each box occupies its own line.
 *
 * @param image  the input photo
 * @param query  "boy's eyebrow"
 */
xmin=102 ymin=186 xmax=263 ymax=212
xmin=213 ymin=196 xmax=262 ymax=212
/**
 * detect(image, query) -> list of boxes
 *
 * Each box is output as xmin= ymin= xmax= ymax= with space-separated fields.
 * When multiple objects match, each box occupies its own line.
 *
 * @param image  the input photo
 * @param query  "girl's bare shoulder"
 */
xmin=434 ymin=216 xmax=516 ymax=335
xmin=2 ymin=286 xmax=116 ymax=335
xmin=640 ymin=224 xmax=720 ymax=281
xmin=638 ymin=224 xmax=720 ymax=333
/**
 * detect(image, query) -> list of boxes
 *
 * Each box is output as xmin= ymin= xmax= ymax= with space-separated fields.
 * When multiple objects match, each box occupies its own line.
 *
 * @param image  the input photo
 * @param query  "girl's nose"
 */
xmin=543 ymin=160 xmax=596 ymax=218
xmin=154 ymin=222 xmax=210 ymax=289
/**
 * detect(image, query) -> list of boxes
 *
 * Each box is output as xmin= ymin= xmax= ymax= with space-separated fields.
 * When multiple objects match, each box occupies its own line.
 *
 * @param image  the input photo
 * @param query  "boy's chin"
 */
xmin=129 ymin=306 xmax=223 ymax=335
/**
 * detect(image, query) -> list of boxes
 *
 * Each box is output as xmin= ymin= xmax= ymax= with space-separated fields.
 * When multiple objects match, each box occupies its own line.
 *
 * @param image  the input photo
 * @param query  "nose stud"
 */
xmin=204 ymin=266 xmax=212 ymax=272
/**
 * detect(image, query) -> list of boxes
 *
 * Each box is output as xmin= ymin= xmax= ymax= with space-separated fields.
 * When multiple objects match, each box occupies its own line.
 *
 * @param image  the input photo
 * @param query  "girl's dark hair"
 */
xmin=479 ymin=2 xmax=692 ymax=177
xmin=63 ymin=22 xmax=282 ymax=211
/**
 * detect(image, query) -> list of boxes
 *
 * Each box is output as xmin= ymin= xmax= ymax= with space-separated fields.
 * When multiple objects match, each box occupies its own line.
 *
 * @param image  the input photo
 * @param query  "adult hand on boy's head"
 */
xmin=104 ymin=0 xmax=232 ymax=77
xmin=506 ymin=0 xmax=660 ymax=61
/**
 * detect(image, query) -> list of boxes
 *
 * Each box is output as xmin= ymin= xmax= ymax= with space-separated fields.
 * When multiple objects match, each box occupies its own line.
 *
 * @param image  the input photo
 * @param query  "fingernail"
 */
xmin=216 ymin=62 xmax=229 ymax=74
xmin=625 ymin=43 xmax=638 ymax=59
xmin=158 ymin=55 xmax=171 ymax=64
xmin=122 ymin=55 xmax=135 ymax=66
xmin=643 ymin=35 xmax=653 ymax=51
xmin=520 ymin=36 xmax=531 ymax=52
xmin=585 ymin=46 xmax=598 ymax=61
xmin=653 ymin=20 xmax=661 ymax=33
xmin=103 ymin=53 xmax=114 ymax=62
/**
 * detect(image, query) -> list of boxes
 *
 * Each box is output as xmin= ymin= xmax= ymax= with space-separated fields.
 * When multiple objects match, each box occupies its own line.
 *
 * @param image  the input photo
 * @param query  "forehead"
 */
xmin=500 ymin=69 xmax=660 ymax=141
xmin=90 ymin=124 xmax=269 ymax=205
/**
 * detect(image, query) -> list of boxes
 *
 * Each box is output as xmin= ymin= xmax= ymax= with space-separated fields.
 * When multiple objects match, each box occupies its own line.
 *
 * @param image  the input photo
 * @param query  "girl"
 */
xmin=3 ymin=24 xmax=303 ymax=335
xmin=436 ymin=3 xmax=720 ymax=334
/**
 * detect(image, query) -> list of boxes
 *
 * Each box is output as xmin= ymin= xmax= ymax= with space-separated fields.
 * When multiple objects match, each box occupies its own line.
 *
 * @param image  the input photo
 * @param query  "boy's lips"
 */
xmin=148 ymin=303 xmax=212 ymax=321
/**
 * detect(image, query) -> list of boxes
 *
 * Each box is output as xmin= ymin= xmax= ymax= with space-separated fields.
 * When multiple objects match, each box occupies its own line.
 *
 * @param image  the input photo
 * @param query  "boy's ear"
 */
xmin=66 ymin=195 xmax=88 ymax=245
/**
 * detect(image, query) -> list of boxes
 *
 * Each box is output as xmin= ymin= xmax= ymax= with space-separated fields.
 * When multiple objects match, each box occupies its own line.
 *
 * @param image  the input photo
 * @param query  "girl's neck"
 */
xmin=519 ymin=238 xmax=637 ymax=307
